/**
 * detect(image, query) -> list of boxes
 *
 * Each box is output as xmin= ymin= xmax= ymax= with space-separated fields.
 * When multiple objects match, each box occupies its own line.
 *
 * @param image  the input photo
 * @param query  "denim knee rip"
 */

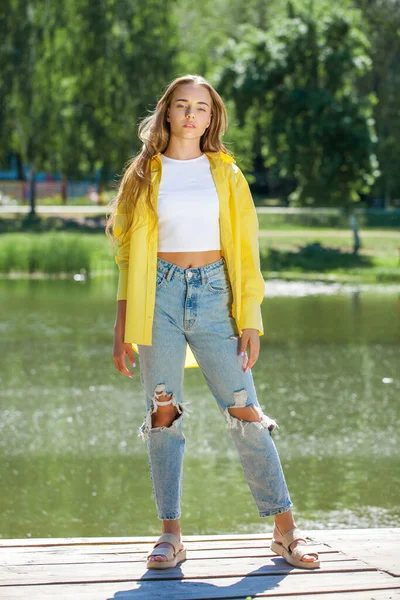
xmin=222 ymin=388 xmax=279 ymax=437
xmin=138 ymin=383 xmax=193 ymax=442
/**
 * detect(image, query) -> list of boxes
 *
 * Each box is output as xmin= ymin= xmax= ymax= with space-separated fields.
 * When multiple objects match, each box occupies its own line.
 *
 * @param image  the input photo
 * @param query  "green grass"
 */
xmin=255 ymin=210 xmax=400 ymax=229
xmin=0 ymin=233 xmax=113 ymax=276
xmin=0 ymin=229 xmax=398 ymax=282
xmin=259 ymin=231 xmax=399 ymax=256
xmin=259 ymin=230 xmax=400 ymax=282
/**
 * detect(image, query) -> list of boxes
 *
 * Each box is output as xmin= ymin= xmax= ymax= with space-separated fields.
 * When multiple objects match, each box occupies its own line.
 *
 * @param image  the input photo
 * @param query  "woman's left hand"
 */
xmin=240 ymin=328 xmax=260 ymax=372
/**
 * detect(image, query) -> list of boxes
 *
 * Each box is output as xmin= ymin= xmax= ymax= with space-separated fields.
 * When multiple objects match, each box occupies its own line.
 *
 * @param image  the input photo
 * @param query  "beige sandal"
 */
xmin=146 ymin=533 xmax=187 ymax=570
xmin=270 ymin=525 xmax=320 ymax=569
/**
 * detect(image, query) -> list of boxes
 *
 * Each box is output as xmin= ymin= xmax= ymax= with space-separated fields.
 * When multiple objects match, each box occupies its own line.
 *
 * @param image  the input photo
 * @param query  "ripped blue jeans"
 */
xmin=137 ymin=256 xmax=293 ymax=520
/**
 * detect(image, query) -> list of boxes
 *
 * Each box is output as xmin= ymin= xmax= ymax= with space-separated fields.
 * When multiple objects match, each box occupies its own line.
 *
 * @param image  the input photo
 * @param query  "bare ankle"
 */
xmin=274 ymin=511 xmax=296 ymax=535
xmin=162 ymin=519 xmax=181 ymax=537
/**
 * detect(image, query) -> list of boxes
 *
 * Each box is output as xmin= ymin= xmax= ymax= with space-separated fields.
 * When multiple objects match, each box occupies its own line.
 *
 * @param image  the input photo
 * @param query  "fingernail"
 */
xmin=129 ymin=375 xmax=133 ymax=378
xmin=132 ymin=361 xmax=136 ymax=367
xmin=240 ymin=351 xmax=245 ymax=356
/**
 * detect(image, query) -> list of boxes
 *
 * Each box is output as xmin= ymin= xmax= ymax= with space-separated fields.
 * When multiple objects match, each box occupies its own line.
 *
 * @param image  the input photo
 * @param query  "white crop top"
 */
xmin=157 ymin=153 xmax=221 ymax=252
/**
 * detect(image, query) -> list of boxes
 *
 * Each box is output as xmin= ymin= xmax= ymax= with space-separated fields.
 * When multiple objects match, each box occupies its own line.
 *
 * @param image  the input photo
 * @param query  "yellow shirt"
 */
xmin=113 ymin=150 xmax=265 ymax=369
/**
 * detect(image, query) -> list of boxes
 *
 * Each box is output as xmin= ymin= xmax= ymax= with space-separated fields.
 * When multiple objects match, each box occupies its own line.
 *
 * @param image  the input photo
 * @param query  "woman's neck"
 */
xmin=162 ymin=140 xmax=203 ymax=161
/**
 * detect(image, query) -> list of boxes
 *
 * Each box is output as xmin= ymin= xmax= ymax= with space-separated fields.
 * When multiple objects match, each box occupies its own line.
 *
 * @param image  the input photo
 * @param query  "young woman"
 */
xmin=106 ymin=74 xmax=320 ymax=571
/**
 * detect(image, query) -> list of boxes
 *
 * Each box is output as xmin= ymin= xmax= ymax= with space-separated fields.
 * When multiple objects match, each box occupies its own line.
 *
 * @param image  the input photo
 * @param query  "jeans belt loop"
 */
xmin=166 ymin=265 xmax=174 ymax=281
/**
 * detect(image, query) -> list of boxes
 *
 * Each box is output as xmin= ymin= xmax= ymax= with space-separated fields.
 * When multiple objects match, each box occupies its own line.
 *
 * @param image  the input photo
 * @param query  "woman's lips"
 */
xmin=183 ymin=124 xmax=196 ymax=128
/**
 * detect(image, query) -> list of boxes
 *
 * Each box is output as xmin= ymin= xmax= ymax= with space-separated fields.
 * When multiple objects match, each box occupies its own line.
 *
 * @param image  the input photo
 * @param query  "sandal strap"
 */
xmin=282 ymin=527 xmax=308 ymax=550
xmin=291 ymin=543 xmax=319 ymax=561
xmin=147 ymin=546 xmax=174 ymax=560
xmin=154 ymin=532 xmax=182 ymax=554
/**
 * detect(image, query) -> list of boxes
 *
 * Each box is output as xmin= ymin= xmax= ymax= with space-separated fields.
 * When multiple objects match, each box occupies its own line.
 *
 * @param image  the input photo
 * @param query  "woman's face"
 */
xmin=166 ymin=83 xmax=212 ymax=141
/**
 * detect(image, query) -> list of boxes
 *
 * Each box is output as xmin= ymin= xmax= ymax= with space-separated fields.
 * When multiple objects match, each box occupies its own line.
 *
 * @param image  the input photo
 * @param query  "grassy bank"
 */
xmin=0 ymin=229 xmax=399 ymax=283
xmin=259 ymin=230 xmax=400 ymax=283
xmin=0 ymin=233 xmax=111 ymax=277
xmin=255 ymin=209 xmax=400 ymax=229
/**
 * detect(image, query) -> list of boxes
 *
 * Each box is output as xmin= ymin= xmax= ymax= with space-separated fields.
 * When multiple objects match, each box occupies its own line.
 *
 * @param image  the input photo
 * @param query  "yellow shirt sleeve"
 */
xmin=113 ymin=212 xmax=131 ymax=301
xmin=234 ymin=167 xmax=265 ymax=336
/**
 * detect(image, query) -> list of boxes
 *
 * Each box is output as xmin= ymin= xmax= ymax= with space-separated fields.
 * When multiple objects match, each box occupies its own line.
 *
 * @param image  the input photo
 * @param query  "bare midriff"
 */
xmin=157 ymin=250 xmax=222 ymax=269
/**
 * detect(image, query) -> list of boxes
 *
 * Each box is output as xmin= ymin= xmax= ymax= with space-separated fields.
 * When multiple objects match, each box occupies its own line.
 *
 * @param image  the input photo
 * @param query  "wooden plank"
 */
xmin=1 ymin=545 xmax=337 ymax=566
xmin=0 ymin=571 xmax=399 ymax=599
xmin=0 ymin=555 xmax=370 ymax=586
xmin=309 ymin=529 xmax=400 ymax=577
xmin=224 ymin=592 xmax=400 ymax=600
xmin=0 ymin=539 xmax=333 ymax=556
xmin=309 ymin=529 xmax=400 ymax=542
xmin=269 ymin=593 xmax=400 ymax=600
xmin=0 ymin=534 xmax=279 ymax=548
xmin=0 ymin=529 xmax=397 ymax=548
xmin=1 ymin=530 xmax=398 ymax=599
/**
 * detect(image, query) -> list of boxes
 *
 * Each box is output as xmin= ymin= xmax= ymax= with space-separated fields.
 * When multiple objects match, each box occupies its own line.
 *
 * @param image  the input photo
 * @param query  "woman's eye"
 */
xmin=176 ymin=104 xmax=205 ymax=111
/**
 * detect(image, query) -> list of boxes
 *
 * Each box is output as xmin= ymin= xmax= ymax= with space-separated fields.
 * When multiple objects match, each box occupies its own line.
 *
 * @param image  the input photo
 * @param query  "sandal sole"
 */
xmin=270 ymin=540 xmax=320 ymax=569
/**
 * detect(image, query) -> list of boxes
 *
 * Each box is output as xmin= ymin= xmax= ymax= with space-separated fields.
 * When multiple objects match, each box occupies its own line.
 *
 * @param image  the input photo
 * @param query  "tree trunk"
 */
xmin=384 ymin=177 xmax=391 ymax=209
xmin=349 ymin=212 xmax=361 ymax=255
xmin=29 ymin=164 xmax=36 ymax=217
xmin=61 ymin=175 xmax=68 ymax=204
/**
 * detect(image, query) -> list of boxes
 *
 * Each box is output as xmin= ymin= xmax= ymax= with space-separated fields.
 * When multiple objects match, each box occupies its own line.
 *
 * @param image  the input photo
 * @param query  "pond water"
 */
xmin=0 ymin=277 xmax=399 ymax=539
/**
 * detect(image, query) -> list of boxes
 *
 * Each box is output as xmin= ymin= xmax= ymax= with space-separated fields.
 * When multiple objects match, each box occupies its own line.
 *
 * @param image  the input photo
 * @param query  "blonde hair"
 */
xmin=105 ymin=74 xmax=232 ymax=245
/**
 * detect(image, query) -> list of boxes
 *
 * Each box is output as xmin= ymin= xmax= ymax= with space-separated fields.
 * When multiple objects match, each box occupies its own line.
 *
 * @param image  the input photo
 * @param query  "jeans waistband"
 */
xmin=156 ymin=256 xmax=227 ymax=283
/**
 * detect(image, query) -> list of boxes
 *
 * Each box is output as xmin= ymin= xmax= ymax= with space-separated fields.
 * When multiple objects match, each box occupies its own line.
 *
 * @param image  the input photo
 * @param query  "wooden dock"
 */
xmin=1 ymin=529 xmax=399 ymax=599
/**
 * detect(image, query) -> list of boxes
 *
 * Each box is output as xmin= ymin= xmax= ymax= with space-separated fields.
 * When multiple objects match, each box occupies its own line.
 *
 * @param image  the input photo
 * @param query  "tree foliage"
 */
xmin=353 ymin=0 xmax=400 ymax=205
xmin=1 ymin=0 xmax=399 ymax=209
xmin=215 ymin=1 xmax=379 ymax=206
xmin=0 ymin=0 xmax=179 ymax=182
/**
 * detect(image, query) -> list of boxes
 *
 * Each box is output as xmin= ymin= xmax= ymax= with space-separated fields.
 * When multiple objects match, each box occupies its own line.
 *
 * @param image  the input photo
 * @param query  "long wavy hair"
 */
xmin=105 ymin=74 xmax=232 ymax=246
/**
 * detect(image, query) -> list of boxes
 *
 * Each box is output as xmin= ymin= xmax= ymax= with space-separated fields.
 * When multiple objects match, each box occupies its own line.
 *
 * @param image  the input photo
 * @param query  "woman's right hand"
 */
xmin=113 ymin=333 xmax=136 ymax=378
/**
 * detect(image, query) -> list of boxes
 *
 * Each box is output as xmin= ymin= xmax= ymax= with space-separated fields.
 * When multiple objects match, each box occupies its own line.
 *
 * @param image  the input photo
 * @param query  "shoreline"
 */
xmin=1 ymin=270 xmax=400 ymax=288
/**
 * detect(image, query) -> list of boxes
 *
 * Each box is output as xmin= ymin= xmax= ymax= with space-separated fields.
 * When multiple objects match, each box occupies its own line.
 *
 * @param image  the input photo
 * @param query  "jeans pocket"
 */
xmin=207 ymin=272 xmax=232 ymax=294
xmin=156 ymin=270 xmax=168 ymax=289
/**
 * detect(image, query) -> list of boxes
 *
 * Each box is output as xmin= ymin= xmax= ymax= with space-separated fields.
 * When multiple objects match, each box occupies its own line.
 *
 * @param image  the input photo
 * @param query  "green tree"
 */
xmin=0 ymin=0 xmax=179 ymax=216
xmin=353 ymin=0 xmax=400 ymax=206
xmin=214 ymin=1 xmax=379 ymax=251
xmin=57 ymin=0 xmax=179 ymax=183
xmin=0 ymin=1 xmax=64 ymax=219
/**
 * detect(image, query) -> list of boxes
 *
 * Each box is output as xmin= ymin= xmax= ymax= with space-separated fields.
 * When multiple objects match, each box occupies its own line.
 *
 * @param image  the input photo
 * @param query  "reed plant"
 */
xmin=0 ymin=233 xmax=96 ymax=275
